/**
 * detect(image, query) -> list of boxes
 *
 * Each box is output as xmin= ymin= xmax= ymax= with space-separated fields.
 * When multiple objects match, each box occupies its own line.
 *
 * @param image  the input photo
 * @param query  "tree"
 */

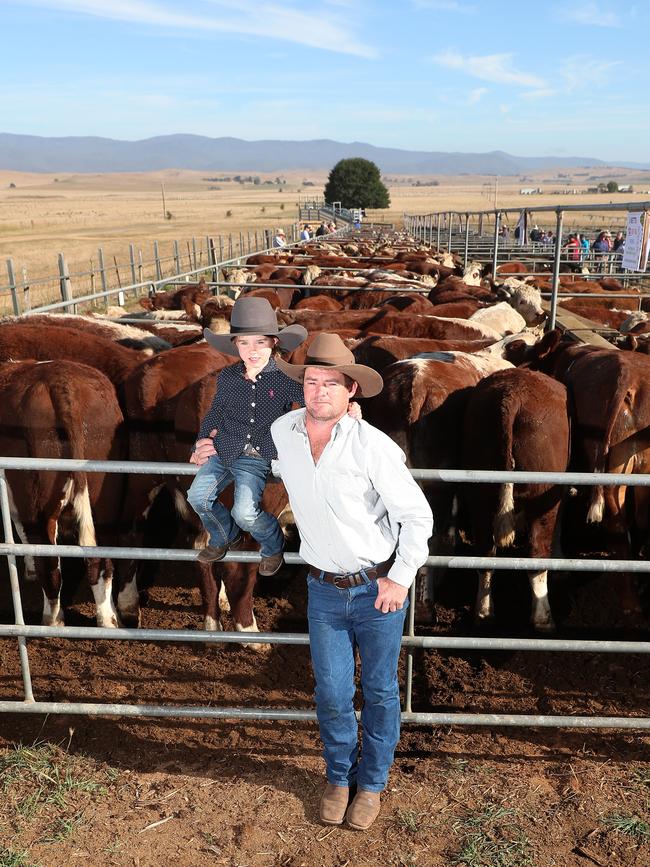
xmin=606 ymin=181 xmax=619 ymax=193
xmin=323 ymin=158 xmax=390 ymax=209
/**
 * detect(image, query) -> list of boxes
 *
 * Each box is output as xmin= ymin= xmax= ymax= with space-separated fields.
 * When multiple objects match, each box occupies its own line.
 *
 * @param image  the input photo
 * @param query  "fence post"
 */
xmin=173 ymin=240 xmax=181 ymax=275
xmin=57 ymin=252 xmax=74 ymax=312
xmin=21 ymin=267 xmax=30 ymax=312
xmin=436 ymin=213 xmax=441 ymax=250
xmin=97 ymin=247 xmax=108 ymax=310
xmin=239 ymin=232 xmax=244 ymax=257
xmin=255 ymin=230 xmax=259 ymax=249
xmin=228 ymin=234 xmax=233 ymax=259
xmin=218 ymin=236 xmax=224 ymax=262
xmin=492 ymin=212 xmax=501 ymax=278
xmin=129 ymin=243 xmax=138 ymax=297
xmin=0 ymin=470 xmax=35 ymax=703
xmin=138 ymin=249 xmax=144 ymax=286
xmin=464 ymin=212 xmax=471 ymax=267
xmin=478 ymin=214 xmax=484 ymax=237
xmin=447 ymin=212 xmax=453 ymax=251
xmin=6 ymin=258 xmax=20 ymax=315
xmin=247 ymin=231 xmax=252 ymax=253
xmin=549 ymin=209 xmax=565 ymax=330
xmin=192 ymin=236 xmax=198 ymax=271
xmin=153 ymin=241 xmax=162 ymax=283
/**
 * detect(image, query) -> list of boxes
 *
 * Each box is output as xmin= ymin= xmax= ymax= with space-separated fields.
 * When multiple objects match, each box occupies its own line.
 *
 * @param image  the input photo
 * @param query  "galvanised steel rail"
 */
xmin=404 ymin=201 xmax=650 ymax=329
xmin=2 ymin=457 xmax=650 ymax=729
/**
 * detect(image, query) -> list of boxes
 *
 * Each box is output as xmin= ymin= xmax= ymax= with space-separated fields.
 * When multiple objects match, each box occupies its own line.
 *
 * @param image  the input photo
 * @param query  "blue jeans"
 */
xmin=187 ymin=454 xmax=284 ymax=557
xmin=307 ymin=573 xmax=408 ymax=793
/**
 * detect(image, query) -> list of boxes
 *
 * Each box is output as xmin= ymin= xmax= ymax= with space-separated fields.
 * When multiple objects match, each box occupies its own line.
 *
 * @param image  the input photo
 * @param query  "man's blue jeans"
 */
xmin=187 ymin=454 xmax=283 ymax=557
xmin=307 ymin=573 xmax=408 ymax=793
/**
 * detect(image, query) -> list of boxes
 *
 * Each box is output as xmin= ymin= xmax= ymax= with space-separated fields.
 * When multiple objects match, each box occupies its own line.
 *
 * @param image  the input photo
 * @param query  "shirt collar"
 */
xmin=291 ymin=409 xmax=353 ymax=439
xmin=237 ymin=356 xmax=278 ymax=378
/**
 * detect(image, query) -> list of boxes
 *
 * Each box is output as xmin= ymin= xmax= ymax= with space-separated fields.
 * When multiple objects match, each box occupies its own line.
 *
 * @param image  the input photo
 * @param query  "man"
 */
xmin=271 ymin=334 xmax=433 ymax=831
xmin=300 ymin=224 xmax=311 ymax=241
xmin=315 ymin=221 xmax=329 ymax=237
xmin=273 ymin=228 xmax=287 ymax=248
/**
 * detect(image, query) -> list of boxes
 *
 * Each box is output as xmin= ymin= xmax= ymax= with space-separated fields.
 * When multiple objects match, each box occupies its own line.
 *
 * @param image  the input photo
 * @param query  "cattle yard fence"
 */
xmin=2 ymin=457 xmax=650 ymax=729
xmin=0 ymin=223 xmax=314 ymax=317
xmin=404 ymin=201 xmax=650 ymax=329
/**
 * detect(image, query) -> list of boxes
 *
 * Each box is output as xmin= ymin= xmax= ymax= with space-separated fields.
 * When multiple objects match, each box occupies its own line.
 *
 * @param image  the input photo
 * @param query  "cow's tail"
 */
xmin=586 ymin=368 xmax=628 ymax=524
xmin=50 ymin=380 xmax=97 ymax=547
xmin=493 ymin=401 xmax=516 ymax=548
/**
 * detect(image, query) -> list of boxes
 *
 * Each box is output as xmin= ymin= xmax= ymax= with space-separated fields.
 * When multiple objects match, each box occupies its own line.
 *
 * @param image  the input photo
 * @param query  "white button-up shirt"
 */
xmin=271 ymin=409 xmax=433 ymax=588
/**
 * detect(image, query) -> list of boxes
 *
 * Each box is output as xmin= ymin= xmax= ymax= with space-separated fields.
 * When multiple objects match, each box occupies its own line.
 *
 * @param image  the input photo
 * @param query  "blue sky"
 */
xmin=1 ymin=0 xmax=648 ymax=161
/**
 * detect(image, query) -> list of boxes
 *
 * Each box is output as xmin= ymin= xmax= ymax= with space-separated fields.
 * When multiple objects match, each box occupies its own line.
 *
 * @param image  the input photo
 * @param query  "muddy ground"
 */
xmin=1 ymin=555 xmax=649 ymax=866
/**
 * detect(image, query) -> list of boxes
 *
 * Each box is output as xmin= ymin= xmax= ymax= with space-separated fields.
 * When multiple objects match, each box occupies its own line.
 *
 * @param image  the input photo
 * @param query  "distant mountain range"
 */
xmin=1 ymin=133 xmax=648 ymax=175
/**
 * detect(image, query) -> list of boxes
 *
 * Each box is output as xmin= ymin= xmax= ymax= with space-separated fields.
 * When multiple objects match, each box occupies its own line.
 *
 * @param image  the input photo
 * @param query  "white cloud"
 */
xmin=559 ymin=2 xmax=621 ymax=28
xmin=413 ymin=0 xmax=475 ymax=11
xmin=20 ymin=0 xmax=376 ymax=57
xmin=432 ymin=51 xmax=545 ymax=88
xmin=560 ymin=56 xmax=622 ymax=92
xmin=467 ymin=87 xmax=487 ymax=104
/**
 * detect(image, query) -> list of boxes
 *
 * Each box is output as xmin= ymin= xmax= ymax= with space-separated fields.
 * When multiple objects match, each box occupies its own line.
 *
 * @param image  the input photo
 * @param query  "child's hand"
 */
xmin=347 ymin=402 xmax=362 ymax=421
xmin=191 ymin=429 xmax=217 ymax=466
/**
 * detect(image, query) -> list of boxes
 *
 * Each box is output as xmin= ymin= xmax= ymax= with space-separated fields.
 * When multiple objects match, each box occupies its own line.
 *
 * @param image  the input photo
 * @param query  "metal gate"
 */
xmin=2 ymin=457 xmax=649 ymax=729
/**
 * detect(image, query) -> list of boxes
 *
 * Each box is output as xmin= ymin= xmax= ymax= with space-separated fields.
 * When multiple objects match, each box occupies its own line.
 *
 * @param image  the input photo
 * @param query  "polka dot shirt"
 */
xmin=196 ymin=356 xmax=304 ymax=466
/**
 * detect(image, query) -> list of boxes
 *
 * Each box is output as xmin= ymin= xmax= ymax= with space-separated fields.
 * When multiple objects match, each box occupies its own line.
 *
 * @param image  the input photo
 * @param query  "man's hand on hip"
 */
xmin=375 ymin=577 xmax=409 ymax=613
xmin=190 ymin=429 xmax=217 ymax=466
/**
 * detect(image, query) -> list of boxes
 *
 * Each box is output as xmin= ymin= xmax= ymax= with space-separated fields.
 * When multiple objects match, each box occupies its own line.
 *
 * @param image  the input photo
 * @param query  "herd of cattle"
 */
xmin=1 ymin=232 xmax=649 ymax=641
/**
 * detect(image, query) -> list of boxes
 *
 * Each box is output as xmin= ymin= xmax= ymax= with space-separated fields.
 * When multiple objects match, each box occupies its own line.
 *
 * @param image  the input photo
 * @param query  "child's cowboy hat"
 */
xmin=276 ymin=332 xmax=383 ymax=398
xmin=203 ymin=296 xmax=307 ymax=357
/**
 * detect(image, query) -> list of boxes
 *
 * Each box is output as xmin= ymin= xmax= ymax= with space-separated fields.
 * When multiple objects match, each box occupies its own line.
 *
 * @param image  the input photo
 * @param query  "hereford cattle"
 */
xmin=3 ymin=313 xmax=171 ymax=354
xmin=462 ymin=369 xmax=570 ymax=632
xmin=0 ymin=360 xmax=126 ymax=627
xmin=494 ymin=280 xmax=546 ymax=326
xmin=350 ymin=335 xmax=496 ymax=372
xmin=0 ymin=324 xmax=145 ymax=388
xmin=138 ymin=279 xmax=211 ymax=315
xmin=428 ymin=300 xmax=482 ymax=319
xmin=293 ymin=295 xmax=343 ymax=312
xmin=363 ymin=351 xmax=515 ymax=612
xmin=512 ymin=330 xmax=650 ymax=617
xmin=469 ymin=302 xmax=527 ymax=336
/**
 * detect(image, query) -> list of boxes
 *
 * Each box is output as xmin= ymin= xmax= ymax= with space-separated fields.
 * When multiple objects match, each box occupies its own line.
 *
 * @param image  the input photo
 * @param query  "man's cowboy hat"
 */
xmin=275 ymin=227 xmax=286 ymax=235
xmin=276 ymin=332 xmax=383 ymax=398
xmin=204 ymin=296 xmax=307 ymax=357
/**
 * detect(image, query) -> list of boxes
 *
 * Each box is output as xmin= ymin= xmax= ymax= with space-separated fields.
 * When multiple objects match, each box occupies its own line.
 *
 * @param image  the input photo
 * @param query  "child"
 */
xmin=188 ymin=296 xmax=359 ymax=576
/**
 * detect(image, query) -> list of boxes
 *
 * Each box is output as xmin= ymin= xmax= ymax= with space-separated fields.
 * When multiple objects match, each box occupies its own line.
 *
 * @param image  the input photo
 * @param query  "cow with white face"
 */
xmin=496 ymin=278 xmax=546 ymax=326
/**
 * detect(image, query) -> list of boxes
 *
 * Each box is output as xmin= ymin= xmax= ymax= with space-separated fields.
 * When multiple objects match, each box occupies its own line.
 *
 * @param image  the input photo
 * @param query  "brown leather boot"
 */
xmin=258 ymin=551 xmax=284 ymax=576
xmin=346 ymin=789 xmax=381 ymax=831
xmin=319 ymin=783 xmax=349 ymax=825
xmin=197 ymin=533 xmax=243 ymax=564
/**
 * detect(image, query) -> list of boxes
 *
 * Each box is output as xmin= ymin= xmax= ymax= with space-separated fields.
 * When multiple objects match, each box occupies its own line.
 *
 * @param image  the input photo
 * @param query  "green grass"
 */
xmin=0 ymin=849 xmax=32 ymax=867
xmin=0 ymin=740 xmax=111 ymax=858
xmin=394 ymin=808 xmax=426 ymax=834
xmin=602 ymin=814 xmax=650 ymax=840
xmin=451 ymin=805 xmax=535 ymax=867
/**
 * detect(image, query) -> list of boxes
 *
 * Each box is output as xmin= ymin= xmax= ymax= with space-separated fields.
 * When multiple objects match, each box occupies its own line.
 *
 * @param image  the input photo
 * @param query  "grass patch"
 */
xmin=0 ymin=849 xmax=32 ymax=867
xmin=451 ymin=804 xmax=534 ymax=867
xmin=602 ymin=814 xmax=650 ymax=840
xmin=0 ymin=740 xmax=110 ymax=855
xmin=394 ymin=808 xmax=426 ymax=834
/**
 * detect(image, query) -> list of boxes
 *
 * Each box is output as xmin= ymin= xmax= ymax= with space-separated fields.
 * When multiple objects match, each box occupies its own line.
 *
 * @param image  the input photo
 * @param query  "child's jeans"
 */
xmin=187 ymin=453 xmax=284 ymax=557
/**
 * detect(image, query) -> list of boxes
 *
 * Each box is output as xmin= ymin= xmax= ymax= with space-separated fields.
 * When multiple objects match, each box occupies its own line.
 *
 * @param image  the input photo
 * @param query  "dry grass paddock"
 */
xmin=1 ymin=165 xmax=648 ymax=297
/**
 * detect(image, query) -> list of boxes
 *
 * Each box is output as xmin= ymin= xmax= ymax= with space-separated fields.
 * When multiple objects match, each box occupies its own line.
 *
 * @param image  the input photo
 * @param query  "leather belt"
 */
xmin=308 ymin=555 xmax=395 ymax=589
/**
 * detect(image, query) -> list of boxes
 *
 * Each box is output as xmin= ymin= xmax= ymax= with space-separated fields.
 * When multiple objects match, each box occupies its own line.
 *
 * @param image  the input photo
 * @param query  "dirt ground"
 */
xmin=1 ymin=558 xmax=649 ymax=866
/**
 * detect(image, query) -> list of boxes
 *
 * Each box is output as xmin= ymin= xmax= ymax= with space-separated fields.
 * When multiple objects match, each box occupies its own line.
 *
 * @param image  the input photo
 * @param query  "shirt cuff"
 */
xmin=270 ymin=459 xmax=282 ymax=478
xmin=386 ymin=559 xmax=416 ymax=589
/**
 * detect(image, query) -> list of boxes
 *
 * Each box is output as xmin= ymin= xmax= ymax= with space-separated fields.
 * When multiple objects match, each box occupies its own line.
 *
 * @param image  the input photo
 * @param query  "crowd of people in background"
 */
xmin=274 ymin=222 xmax=337 ymax=248
xmin=498 ymin=223 xmax=627 ymax=260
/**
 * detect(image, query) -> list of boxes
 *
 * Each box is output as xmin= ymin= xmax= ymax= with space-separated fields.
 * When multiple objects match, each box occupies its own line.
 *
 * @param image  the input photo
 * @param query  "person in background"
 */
xmin=580 ymin=234 xmax=591 ymax=260
xmin=300 ymin=224 xmax=311 ymax=242
xmin=271 ymin=334 xmax=433 ymax=832
xmin=315 ymin=221 xmax=329 ymax=237
xmin=327 ymin=221 xmax=337 ymax=233
xmin=613 ymin=232 xmax=625 ymax=252
xmin=273 ymin=228 xmax=287 ymax=248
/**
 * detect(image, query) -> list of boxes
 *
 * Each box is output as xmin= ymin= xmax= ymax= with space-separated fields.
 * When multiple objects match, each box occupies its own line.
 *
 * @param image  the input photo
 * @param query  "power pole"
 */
xmin=494 ymin=176 xmax=499 ymax=209
xmin=161 ymin=183 xmax=167 ymax=219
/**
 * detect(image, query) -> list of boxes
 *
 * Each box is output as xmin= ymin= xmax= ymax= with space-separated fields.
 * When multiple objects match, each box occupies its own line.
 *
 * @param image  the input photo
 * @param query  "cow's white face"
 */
xmin=510 ymin=286 xmax=545 ymax=326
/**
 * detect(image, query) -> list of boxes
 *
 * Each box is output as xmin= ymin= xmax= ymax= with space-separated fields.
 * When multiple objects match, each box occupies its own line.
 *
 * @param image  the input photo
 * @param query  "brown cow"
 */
xmin=462 ymin=368 xmax=570 ymax=632
xmin=512 ymin=330 xmax=650 ymax=618
xmin=0 ymin=360 xmax=126 ymax=627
